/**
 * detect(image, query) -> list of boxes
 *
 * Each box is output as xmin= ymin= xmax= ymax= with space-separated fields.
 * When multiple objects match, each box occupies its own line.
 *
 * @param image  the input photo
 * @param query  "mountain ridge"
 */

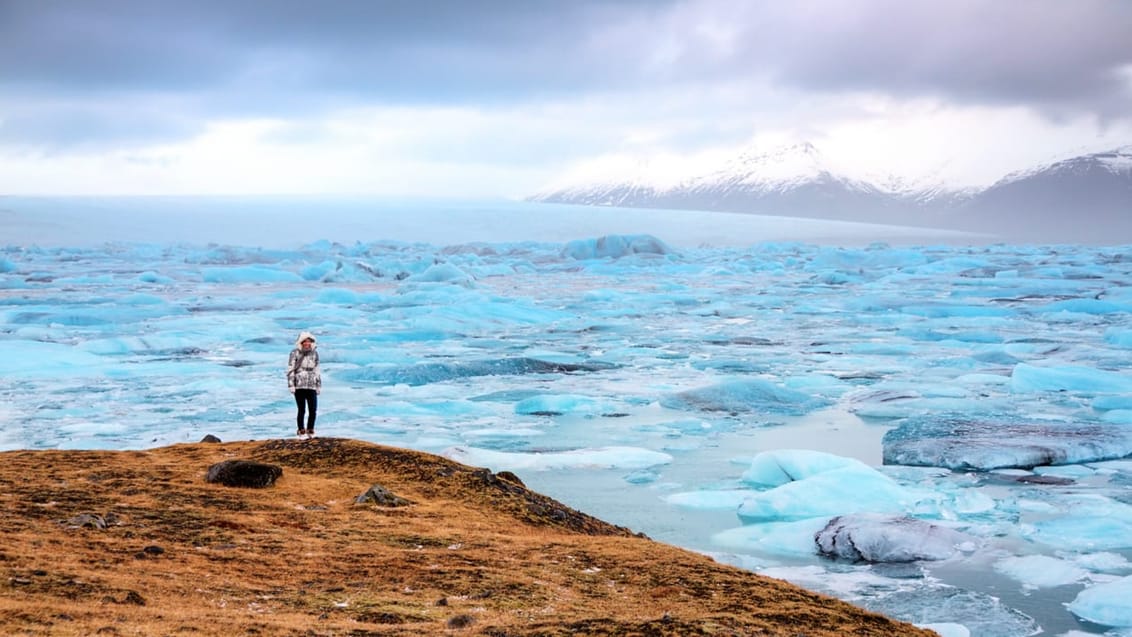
xmin=530 ymin=144 xmax=1132 ymax=244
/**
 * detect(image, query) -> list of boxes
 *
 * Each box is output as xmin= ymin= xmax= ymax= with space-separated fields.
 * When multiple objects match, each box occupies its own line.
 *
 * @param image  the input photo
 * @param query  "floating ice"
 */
xmin=79 ymin=335 xmax=203 ymax=356
xmin=338 ymin=358 xmax=616 ymax=386
xmin=815 ymin=513 xmax=976 ymax=562
xmin=883 ymin=415 xmax=1132 ymax=470
xmin=8 ymin=203 xmax=1132 ymax=637
xmin=513 ymin=394 xmax=619 ymax=417
xmin=4 ymin=340 xmax=109 ymax=377
xmin=1011 ymin=362 xmax=1132 ymax=394
xmin=407 ymin=262 xmax=474 ymax=285
xmin=1074 ymin=552 xmax=1132 ymax=574
xmin=201 ymin=265 xmax=302 ymax=283
xmin=992 ymin=554 xmax=1088 ymax=589
xmin=1013 ymin=493 xmax=1132 ymax=553
xmin=740 ymin=448 xmax=864 ymax=487
xmin=712 ymin=518 xmax=831 ymax=557
xmin=916 ymin=624 xmax=969 ymax=637
xmin=1068 ymin=575 xmax=1132 ymax=627
xmin=560 ymin=234 xmax=674 ymax=260
xmin=661 ymin=378 xmax=831 ymax=415
xmin=1106 ymin=328 xmax=1132 ymax=348
xmin=666 ymin=489 xmax=757 ymax=510
xmin=863 ymin=586 xmax=1039 ymax=637
xmin=736 ymin=458 xmax=924 ymax=522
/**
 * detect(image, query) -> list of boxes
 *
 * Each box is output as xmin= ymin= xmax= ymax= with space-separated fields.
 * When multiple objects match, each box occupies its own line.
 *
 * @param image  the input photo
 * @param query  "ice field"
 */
xmin=4 ymin=197 xmax=1132 ymax=636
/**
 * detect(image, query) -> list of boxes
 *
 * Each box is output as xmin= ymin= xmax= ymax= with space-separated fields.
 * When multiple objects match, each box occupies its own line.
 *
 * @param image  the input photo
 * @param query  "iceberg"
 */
xmin=338 ymin=358 xmax=616 ymax=386
xmin=1067 ymin=575 xmax=1132 ymax=627
xmin=992 ymin=554 xmax=1088 ymax=589
xmin=741 ymin=448 xmax=865 ymax=487
xmin=661 ymin=378 xmax=831 ymax=416
xmin=815 ymin=513 xmax=976 ymax=562
xmin=560 ymin=234 xmax=675 ymax=260
xmin=736 ymin=461 xmax=923 ymax=522
xmin=882 ymin=415 xmax=1132 ymax=470
xmin=713 ymin=518 xmax=831 ymax=558
xmin=863 ymin=586 xmax=1039 ymax=637
xmin=1011 ymin=362 xmax=1132 ymax=394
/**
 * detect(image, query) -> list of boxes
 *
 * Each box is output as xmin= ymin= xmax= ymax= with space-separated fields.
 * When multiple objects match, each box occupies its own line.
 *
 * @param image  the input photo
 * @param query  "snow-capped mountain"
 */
xmin=948 ymin=146 xmax=1132 ymax=242
xmin=531 ymin=142 xmax=966 ymax=228
xmin=530 ymin=144 xmax=1132 ymax=244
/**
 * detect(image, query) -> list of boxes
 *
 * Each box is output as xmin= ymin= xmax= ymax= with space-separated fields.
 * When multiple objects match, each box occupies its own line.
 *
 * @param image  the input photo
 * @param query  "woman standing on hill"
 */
xmin=287 ymin=331 xmax=321 ymax=440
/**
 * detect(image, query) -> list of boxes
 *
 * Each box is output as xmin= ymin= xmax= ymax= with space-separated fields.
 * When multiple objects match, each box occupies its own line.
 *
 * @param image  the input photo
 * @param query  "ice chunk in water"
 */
xmin=712 ymin=518 xmax=831 ymax=557
xmin=1011 ymin=362 xmax=1132 ymax=393
xmin=815 ymin=513 xmax=976 ymax=562
xmin=992 ymin=554 xmax=1088 ymax=589
xmin=883 ymin=415 xmax=1132 ymax=470
xmin=736 ymin=464 xmax=920 ymax=522
xmin=863 ymin=586 xmax=1039 ymax=637
xmin=561 ymin=234 xmax=674 ymax=260
xmin=916 ymin=624 xmax=969 ymax=637
xmin=741 ymin=448 xmax=865 ymax=487
xmin=1067 ymin=575 xmax=1132 ymax=627
xmin=661 ymin=378 xmax=831 ymax=415
xmin=666 ymin=489 xmax=755 ymax=510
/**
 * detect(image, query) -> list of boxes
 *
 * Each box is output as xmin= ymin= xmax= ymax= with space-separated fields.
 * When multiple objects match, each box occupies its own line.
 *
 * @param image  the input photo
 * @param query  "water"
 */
xmin=3 ymin=196 xmax=1132 ymax=635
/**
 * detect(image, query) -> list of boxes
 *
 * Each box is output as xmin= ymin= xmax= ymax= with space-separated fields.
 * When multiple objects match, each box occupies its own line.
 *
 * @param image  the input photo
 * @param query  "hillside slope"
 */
xmin=0 ymin=437 xmax=936 ymax=636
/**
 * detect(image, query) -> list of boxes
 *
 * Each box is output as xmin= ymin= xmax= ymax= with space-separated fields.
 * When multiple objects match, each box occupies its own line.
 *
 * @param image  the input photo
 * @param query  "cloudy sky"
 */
xmin=2 ymin=0 xmax=1131 ymax=197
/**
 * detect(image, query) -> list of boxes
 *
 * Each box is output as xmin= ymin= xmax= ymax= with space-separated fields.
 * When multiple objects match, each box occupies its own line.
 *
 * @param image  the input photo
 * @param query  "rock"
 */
xmin=204 ymin=460 xmax=282 ymax=488
xmin=446 ymin=614 xmax=475 ymax=629
xmin=65 ymin=513 xmax=107 ymax=529
xmin=495 ymin=470 xmax=525 ymax=487
xmin=200 ymin=435 xmax=222 ymax=443
xmin=354 ymin=484 xmax=412 ymax=507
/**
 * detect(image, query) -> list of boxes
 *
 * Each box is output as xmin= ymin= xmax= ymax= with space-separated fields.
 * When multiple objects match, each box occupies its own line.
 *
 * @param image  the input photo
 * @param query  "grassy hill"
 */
xmin=0 ymin=437 xmax=936 ymax=636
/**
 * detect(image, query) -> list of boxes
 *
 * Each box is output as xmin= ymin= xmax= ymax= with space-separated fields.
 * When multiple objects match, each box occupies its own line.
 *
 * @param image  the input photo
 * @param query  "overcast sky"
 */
xmin=1 ymin=0 xmax=1130 ymax=196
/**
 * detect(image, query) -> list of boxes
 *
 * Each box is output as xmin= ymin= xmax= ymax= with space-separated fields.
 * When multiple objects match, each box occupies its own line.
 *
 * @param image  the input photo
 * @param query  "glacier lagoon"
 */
xmin=4 ymin=196 xmax=1132 ymax=636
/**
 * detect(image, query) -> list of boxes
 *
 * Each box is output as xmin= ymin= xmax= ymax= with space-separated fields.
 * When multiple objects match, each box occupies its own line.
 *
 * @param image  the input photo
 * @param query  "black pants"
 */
xmin=294 ymin=388 xmax=317 ymax=430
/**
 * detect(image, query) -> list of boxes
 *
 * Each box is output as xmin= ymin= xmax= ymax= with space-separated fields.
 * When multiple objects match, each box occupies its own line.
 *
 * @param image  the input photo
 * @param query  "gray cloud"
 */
xmin=1 ymin=0 xmax=1129 ymax=151
xmin=738 ymin=0 xmax=1132 ymax=118
xmin=0 ymin=100 xmax=202 ymax=152
xmin=0 ymin=1 xmax=655 ymax=100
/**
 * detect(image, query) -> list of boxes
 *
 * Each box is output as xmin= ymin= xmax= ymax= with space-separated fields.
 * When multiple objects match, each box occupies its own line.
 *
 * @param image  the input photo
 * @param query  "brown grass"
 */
xmin=0 ymin=437 xmax=937 ymax=636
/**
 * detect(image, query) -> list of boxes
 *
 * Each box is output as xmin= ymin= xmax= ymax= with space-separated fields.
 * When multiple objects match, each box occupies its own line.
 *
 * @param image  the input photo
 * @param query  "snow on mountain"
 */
xmin=530 ymin=143 xmax=1132 ymax=244
xmin=1102 ymin=145 xmax=1132 ymax=173
xmin=948 ymin=146 xmax=1132 ymax=243
xmin=688 ymin=143 xmax=828 ymax=191
xmin=993 ymin=145 xmax=1132 ymax=185
xmin=532 ymin=141 xmax=949 ymax=226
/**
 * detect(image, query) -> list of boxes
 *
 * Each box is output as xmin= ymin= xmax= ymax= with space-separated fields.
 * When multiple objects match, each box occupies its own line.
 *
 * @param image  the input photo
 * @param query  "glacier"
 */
xmin=4 ymin=196 xmax=1132 ymax=636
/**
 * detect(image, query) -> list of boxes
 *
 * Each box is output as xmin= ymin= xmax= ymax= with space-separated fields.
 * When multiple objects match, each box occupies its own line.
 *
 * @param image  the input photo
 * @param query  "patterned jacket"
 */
xmin=287 ymin=332 xmax=322 ymax=392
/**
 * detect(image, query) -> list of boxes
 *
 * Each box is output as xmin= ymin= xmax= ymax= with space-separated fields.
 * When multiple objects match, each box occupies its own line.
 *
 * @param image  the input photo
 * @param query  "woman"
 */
xmin=287 ymin=331 xmax=321 ymax=440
